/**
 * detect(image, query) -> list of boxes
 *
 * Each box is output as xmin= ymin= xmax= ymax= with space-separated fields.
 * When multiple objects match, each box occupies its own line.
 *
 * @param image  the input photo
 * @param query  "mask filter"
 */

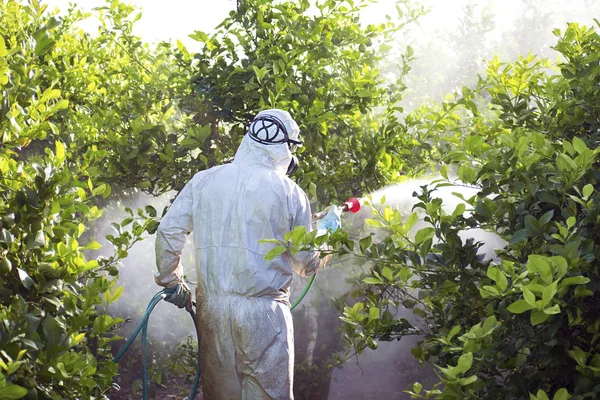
xmin=286 ymin=155 xmax=299 ymax=176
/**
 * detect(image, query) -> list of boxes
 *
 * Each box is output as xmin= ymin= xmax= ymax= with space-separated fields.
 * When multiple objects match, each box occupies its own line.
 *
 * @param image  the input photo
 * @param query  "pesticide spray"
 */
xmin=104 ymin=179 xmax=506 ymax=399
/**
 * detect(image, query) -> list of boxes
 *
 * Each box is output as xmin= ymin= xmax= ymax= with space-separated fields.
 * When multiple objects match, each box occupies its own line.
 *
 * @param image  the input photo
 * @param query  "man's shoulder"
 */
xmin=191 ymin=164 xmax=229 ymax=178
xmin=281 ymin=176 xmax=309 ymax=200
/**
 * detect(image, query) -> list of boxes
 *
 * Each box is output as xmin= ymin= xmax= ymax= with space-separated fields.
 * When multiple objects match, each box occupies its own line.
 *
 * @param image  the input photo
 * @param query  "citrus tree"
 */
xmin=0 ymin=1 xmax=183 ymax=397
xmin=323 ymin=20 xmax=600 ymax=400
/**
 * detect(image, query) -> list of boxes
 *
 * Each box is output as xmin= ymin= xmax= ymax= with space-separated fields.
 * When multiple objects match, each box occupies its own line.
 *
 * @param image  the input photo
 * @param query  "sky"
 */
xmin=42 ymin=0 xmax=476 ymax=50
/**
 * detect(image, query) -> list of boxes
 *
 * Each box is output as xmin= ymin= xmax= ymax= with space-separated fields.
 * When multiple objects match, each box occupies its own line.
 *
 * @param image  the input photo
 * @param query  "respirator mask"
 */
xmin=245 ymin=114 xmax=302 ymax=176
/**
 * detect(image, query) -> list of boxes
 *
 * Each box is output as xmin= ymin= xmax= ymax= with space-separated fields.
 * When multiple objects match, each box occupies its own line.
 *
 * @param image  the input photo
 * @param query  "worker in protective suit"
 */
xmin=154 ymin=109 xmax=341 ymax=400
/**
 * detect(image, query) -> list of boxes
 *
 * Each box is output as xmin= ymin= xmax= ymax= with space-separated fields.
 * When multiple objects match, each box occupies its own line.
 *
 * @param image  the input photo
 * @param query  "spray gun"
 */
xmin=312 ymin=197 xmax=361 ymax=220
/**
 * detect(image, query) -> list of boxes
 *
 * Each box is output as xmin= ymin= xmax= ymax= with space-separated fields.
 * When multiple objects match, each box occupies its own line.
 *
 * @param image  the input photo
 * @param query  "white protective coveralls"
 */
xmin=154 ymin=109 xmax=328 ymax=400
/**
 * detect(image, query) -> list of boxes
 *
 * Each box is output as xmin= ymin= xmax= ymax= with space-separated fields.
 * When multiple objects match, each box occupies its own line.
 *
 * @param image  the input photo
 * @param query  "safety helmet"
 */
xmin=245 ymin=109 xmax=303 ymax=153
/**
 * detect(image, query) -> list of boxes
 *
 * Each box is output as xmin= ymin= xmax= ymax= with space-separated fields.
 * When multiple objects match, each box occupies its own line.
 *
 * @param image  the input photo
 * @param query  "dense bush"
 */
xmin=332 ymin=20 xmax=600 ymax=400
xmin=0 ymin=1 xmax=169 ymax=398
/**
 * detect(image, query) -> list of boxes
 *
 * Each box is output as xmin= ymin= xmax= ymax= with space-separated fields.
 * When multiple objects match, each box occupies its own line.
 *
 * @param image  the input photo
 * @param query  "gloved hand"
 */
xmin=317 ymin=205 xmax=342 ymax=234
xmin=165 ymin=282 xmax=192 ymax=311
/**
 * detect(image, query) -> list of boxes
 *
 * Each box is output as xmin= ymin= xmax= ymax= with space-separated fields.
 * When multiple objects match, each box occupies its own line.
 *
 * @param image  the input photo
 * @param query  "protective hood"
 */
xmin=233 ymin=109 xmax=300 ymax=174
xmin=233 ymin=134 xmax=292 ymax=174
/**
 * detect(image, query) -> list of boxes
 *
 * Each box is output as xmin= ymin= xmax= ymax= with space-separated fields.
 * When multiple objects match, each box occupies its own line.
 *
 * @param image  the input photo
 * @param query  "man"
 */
xmin=154 ymin=109 xmax=341 ymax=399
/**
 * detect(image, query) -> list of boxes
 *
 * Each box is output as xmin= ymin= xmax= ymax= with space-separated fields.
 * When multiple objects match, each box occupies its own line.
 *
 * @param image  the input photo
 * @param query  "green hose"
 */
xmin=113 ymin=275 xmax=315 ymax=399
xmin=290 ymin=273 xmax=316 ymax=311
xmin=113 ymin=288 xmax=200 ymax=400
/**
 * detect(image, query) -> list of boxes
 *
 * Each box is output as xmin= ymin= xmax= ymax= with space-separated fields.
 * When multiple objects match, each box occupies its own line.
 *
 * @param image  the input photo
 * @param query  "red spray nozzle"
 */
xmin=342 ymin=197 xmax=361 ymax=214
xmin=312 ymin=197 xmax=361 ymax=220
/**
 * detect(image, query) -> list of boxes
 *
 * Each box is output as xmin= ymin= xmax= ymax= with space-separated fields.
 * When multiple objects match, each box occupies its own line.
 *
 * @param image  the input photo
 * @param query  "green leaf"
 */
xmin=382 ymin=266 xmax=393 ymax=281
xmin=264 ymin=246 xmax=287 ymax=260
xmin=447 ymin=325 xmax=461 ymax=341
xmin=81 ymin=241 xmax=102 ymax=250
xmin=0 ymin=384 xmax=29 ymax=399
xmin=145 ymin=205 xmax=157 ymax=217
xmin=405 ymin=213 xmax=418 ymax=230
xmin=43 ymin=314 xmax=63 ymax=345
xmin=93 ymin=315 xmax=114 ymax=335
xmin=288 ymin=226 xmax=306 ymax=244
xmin=458 ymin=164 xmax=478 ymax=183
xmin=414 ymin=227 xmax=435 ymax=244
xmin=26 ymin=230 xmax=46 ymax=249
xmin=530 ymin=309 xmax=549 ymax=325
xmin=487 ymin=266 xmax=508 ymax=291
xmin=55 ymin=140 xmax=66 ymax=164
xmin=259 ymin=238 xmax=282 ymax=244
xmin=582 ymin=184 xmax=593 ymax=199
xmin=527 ymin=255 xmax=553 ymax=284
xmin=552 ymin=388 xmax=570 ymax=400
xmin=568 ymin=346 xmax=587 ymax=367
xmin=550 ymin=256 xmax=568 ymax=278
xmin=53 ymin=99 xmax=69 ymax=111
xmin=539 ymin=210 xmax=554 ymax=226
xmin=365 ymin=218 xmax=385 ymax=228
xmin=440 ymin=165 xmax=448 ymax=179
xmin=459 ymin=375 xmax=478 ymax=386
xmin=383 ymin=206 xmax=393 ymax=222
xmin=17 ymin=268 xmax=35 ymax=290
xmin=412 ymin=382 xmax=423 ymax=394
xmin=120 ymin=217 xmax=134 ymax=227
xmin=507 ymin=300 xmax=535 ymax=314
xmin=455 ymin=352 xmax=473 ymax=374
xmin=359 ymin=235 xmax=372 ymax=252
xmin=452 ymin=203 xmax=466 ymax=218
xmin=252 ymin=65 xmax=268 ymax=83
xmin=534 ymin=390 xmax=550 ymax=400
xmin=0 ymin=36 xmax=7 ymax=57
xmin=510 ymin=229 xmax=529 ymax=244
xmin=34 ymin=35 xmax=56 ymax=56
xmin=560 ymin=276 xmax=590 ymax=286
xmin=482 ymin=315 xmax=497 ymax=333
xmin=363 ymin=277 xmax=383 ymax=285
xmin=92 ymin=184 xmax=107 ymax=197
xmin=525 ymin=215 xmax=542 ymax=235
xmin=523 ymin=287 xmax=536 ymax=308
xmin=369 ymin=307 xmax=380 ymax=320
xmin=542 ymin=280 xmax=558 ymax=307
xmin=104 ymin=286 xmax=123 ymax=305
xmin=543 ymin=304 xmax=561 ymax=315
xmin=572 ymin=137 xmax=587 ymax=154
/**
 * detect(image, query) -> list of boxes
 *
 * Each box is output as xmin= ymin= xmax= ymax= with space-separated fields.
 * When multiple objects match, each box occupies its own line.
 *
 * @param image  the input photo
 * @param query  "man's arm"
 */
xmin=155 ymin=182 xmax=194 ymax=288
xmin=288 ymin=191 xmax=331 ymax=277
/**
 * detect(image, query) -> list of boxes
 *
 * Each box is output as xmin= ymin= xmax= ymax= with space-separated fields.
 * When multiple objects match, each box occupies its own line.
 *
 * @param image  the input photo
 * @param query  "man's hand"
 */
xmin=165 ymin=282 xmax=193 ymax=311
xmin=317 ymin=205 xmax=342 ymax=234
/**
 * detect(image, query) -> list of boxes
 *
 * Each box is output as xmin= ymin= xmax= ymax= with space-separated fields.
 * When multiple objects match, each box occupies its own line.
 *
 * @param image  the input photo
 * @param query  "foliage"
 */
xmin=324 ymin=20 xmax=600 ymax=400
xmin=185 ymin=0 xmax=433 ymax=203
xmin=0 ymin=1 xmax=163 ymax=398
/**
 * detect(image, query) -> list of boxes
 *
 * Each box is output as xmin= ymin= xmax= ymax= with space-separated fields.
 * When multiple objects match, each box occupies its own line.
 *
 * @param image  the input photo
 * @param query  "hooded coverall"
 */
xmin=154 ymin=110 xmax=327 ymax=399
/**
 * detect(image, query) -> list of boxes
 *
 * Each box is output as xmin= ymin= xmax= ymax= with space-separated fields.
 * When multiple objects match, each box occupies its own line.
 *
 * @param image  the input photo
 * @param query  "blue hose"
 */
xmin=113 ymin=276 xmax=315 ymax=399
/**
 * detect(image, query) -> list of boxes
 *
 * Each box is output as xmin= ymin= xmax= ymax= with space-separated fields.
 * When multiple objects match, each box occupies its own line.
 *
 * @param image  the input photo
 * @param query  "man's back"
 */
xmin=187 ymin=158 xmax=306 ymax=301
